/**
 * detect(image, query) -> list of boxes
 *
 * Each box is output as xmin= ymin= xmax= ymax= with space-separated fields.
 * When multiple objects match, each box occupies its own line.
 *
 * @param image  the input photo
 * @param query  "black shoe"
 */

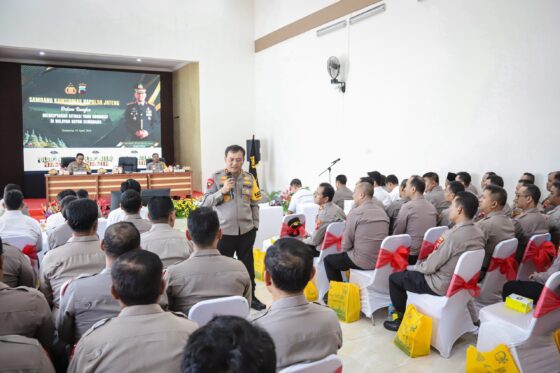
xmin=251 ymin=297 xmax=266 ymax=311
xmin=383 ymin=318 xmax=402 ymax=332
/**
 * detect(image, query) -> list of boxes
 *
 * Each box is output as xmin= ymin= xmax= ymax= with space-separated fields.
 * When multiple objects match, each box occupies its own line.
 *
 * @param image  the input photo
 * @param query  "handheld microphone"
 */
xmin=226 ymin=171 xmax=234 ymax=200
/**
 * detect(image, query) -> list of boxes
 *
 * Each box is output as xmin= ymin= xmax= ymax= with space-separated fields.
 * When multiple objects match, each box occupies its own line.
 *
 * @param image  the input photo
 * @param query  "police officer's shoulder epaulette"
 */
xmin=247 ymin=308 xmax=270 ymax=323
xmin=10 ymin=285 xmax=38 ymax=293
xmin=170 ymin=311 xmax=189 ymax=319
xmin=311 ymin=301 xmax=331 ymax=309
xmin=0 ymin=334 xmax=42 ymax=346
xmin=60 ymin=273 xmax=96 ymax=297
xmin=82 ymin=317 xmax=113 ymax=338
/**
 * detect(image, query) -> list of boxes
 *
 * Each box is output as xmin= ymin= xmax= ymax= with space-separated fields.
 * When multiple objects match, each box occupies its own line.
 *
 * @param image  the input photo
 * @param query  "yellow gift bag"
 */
xmin=327 ymin=281 xmax=360 ymax=323
xmin=466 ymin=344 xmax=520 ymax=373
xmin=394 ymin=304 xmax=432 ymax=358
xmin=253 ymin=249 xmax=266 ymax=282
xmin=554 ymin=329 xmax=560 ymax=353
xmin=304 ymin=281 xmax=318 ymax=302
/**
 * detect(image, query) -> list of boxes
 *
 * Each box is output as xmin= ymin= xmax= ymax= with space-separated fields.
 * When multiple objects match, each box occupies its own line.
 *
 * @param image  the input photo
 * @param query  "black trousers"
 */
xmin=408 ymin=255 xmax=418 ymax=265
xmin=389 ymin=270 xmax=438 ymax=314
xmin=218 ymin=229 xmax=257 ymax=294
xmin=324 ymin=252 xmax=361 ymax=283
xmin=502 ymin=280 xmax=545 ymax=303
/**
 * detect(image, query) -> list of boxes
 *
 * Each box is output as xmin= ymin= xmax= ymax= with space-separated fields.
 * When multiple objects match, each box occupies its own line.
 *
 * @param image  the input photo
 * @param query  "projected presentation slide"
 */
xmin=21 ymin=65 xmax=163 ymax=171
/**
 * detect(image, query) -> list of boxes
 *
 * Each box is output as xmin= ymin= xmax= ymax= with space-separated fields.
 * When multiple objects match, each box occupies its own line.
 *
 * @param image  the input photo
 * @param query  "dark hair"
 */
xmin=409 ymin=175 xmax=426 ymax=194
xmin=57 ymin=189 xmax=77 ymax=202
xmin=522 ymin=172 xmax=535 ymax=184
xmin=104 ymin=222 xmax=141 ymax=258
xmin=3 ymin=190 xmax=23 ymax=210
xmin=111 ymin=249 xmax=163 ymax=306
xmin=522 ymin=184 xmax=541 ymax=205
xmin=386 ymin=174 xmax=398 ymax=185
xmin=423 ymin=172 xmax=439 ymax=184
xmin=488 ymin=175 xmax=504 ymax=187
xmin=446 ymin=172 xmax=457 ymax=182
xmin=187 ymin=207 xmax=220 ymax=247
xmin=120 ymin=190 xmax=142 ymax=214
xmin=485 ymin=171 xmax=497 ymax=178
xmin=3 ymin=183 xmax=21 ymax=198
xmin=0 ymin=237 xmax=3 ymax=255
xmin=367 ymin=171 xmax=382 ymax=186
xmin=552 ymin=181 xmax=560 ymax=196
xmin=76 ymin=189 xmax=89 ymax=199
xmin=76 ymin=153 xmax=84 ymax=158
xmin=456 ymin=172 xmax=472 ymax=186
xmin=380 ymin=174 xmax=387 ymax=187
xmin=224 ymin=145 xmax=245 ymax=157
xmin=335 ymin=174 xmax=347 ymax=185
xmin=517 ymin=179 xmax=532 ymax=187
xmin=359 ymin=176 xmax=374 ymax=185
xmin=447 ymin=181 xmax=465 ymax=196
xmin=318 ymin=182 xmax=335 ymax=202
xmin=181 ymin=316 xmax=276 ymax=373
xmin=554 ymin=171 xmax=560 ymax=182
xmin=454 ymin=191 xmax=479 ymax=219
xmin=148 ymin=196 xmax=175 ymax=222
xmin=265 ymin=238 xmax=313 ymax=293
xmin=65 ymin=198 xmax=98 ymax=232
xmin=60 ymin=195 xmax=78 ymax=219
xmin=120 ymin=179 xmax=142 ymax=193
xmin=484 ymin=184 xmax=507 ymax=207
xmin=289 ymin=179 xmax=302 ymax=188
xmin=400 ymin=178 xmax=408 ymax=189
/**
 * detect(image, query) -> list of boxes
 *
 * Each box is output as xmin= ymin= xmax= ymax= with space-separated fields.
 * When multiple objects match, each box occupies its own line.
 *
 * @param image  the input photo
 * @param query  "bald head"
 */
xmin=355 ymin=181 xmax=374 ymax=198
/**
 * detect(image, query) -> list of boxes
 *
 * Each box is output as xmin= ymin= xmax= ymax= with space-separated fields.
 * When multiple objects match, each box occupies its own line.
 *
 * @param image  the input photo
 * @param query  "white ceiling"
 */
xmin=0 ymin=45 xmax=190 ymax=72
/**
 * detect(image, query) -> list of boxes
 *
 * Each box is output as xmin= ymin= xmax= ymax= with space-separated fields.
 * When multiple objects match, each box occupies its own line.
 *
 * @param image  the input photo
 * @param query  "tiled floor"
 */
xmin=253 ymin=281 xmax=473 ymax=373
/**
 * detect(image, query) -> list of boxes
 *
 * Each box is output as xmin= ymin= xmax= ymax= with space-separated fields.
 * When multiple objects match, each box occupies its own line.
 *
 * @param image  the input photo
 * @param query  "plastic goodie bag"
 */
xmin=394 ymin=304 xmax=432 ymax=358
xmin=327 ymin=281 xmax=360 ymax=323
xmin=304 ymin=281 xmax=318 ymax=302
xmin=253 ymin=249 xmax=266 ymax=281
xmin=465 ymin=344 xmax=520 ymax=373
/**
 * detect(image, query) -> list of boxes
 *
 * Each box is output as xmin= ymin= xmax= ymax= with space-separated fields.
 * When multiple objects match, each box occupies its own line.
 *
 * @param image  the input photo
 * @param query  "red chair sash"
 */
xmin=21 ymin=244 xmax=38 ymax=261
xmin=280 ymin=223 xmax=306 ymax=238
xmin=446 ymin=272 xmax=481 ymax=297
xmin=533 ymin=286 xmax=560 ymax=318
xmin=375 ymin=246 xmax=409 ymax=272
xmin=487 ymin=254 xmax=518 ymax=281
xmin=322 ymin=231 xmax=342 ymax=251
xmin=524 ymin=241 xmax=557 ymax=272
xmin=418 ymin=240 xmax=436 ymax=260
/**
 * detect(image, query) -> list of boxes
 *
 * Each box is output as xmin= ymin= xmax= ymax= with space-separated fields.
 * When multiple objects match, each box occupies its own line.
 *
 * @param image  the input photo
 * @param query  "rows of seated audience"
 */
xmin=0 ymin=169 xmax=559 ymax=372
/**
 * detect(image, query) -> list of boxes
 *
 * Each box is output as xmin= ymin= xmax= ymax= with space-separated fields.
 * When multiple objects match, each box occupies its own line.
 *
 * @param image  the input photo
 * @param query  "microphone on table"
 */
xmin=226 ymin=171 xmax=234 ymax=200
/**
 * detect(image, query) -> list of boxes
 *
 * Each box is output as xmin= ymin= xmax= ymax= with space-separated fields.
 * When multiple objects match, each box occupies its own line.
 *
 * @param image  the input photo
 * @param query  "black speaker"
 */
xmin=246 ymin=139 xmax=261 ymax=163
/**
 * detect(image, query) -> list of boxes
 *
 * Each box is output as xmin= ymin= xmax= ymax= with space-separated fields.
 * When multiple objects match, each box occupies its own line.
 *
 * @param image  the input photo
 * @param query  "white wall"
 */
xmin=254 ymin=0 xmax=560 ymax=200
xmin=0 ymin=0 xmax=256 ymax=186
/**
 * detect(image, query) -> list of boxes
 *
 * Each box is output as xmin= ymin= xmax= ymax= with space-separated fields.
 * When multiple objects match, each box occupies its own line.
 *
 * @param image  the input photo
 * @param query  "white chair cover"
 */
xmin=477 ymin=272 xmax=560 ymax=372
xmin=297 ymin=203 xmax=319 ymax=235
xmin=278 ymin=354 xmax=342 ymax=373
xmin=343 ymin=200 xmax=354 ymax=215
xmin=349 ymin=234 xmax=412 ymax=318
xmin=187 ymin=296 xmax=249 ymax=327
xmin=254 ymin=204 xmax=283 ymax=250
xmin=417 ymin=226 xmax=448 ymax=261
xmin=407 ymin=249 xmax=485 ymax=358
xmin=313 ymin=222 xmax=345 ymax=299
xmin=3 ymin=235 xmax=40 ymax=278
xmin=517 ymin=233 xmax=551 ymax=281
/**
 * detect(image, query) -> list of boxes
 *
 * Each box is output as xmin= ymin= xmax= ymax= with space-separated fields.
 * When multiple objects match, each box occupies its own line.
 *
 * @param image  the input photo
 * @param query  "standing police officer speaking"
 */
xmin=202 ymin=145 xmax=265 ymax=310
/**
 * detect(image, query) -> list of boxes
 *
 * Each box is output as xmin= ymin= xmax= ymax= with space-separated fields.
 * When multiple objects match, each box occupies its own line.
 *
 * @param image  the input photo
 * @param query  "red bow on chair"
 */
xmin=418 ymin=240 xmax=436 ymax=260
xmin=21 ymin=244 xmax=38 ymax=261
xmin=446 ymin=272 xmax=481 ymax=297
xmin=488 ymin=254 xmax=518 ymax=281
xmin=322 ymin=231 xmax=342 ymax=251
xmin=524 ymin=241 xmax=557 ymax=272
xmin=375 ymin=246 xmax=409 ymax=272
xmin=280 ymin=223 xmax=306 ymax=238
xmin=533 ymin=286 xmax=560 ymax=318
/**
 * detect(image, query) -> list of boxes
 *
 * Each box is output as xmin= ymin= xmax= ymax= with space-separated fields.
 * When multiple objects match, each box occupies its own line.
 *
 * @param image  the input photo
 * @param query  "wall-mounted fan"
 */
xmin=327 ymin=56 xmax=346 ymax=93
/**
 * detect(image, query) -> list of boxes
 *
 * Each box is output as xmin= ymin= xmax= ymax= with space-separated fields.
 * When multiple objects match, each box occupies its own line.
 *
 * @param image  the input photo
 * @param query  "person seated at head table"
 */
xmin=146 ymin=152 xmax=167 ymax=173
xmin=66 ymin=153 xmax=91 ymax=175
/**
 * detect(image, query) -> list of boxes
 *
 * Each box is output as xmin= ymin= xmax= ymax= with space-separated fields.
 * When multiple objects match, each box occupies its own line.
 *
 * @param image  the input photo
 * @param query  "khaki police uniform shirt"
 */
xmin=250 ymin=294 xmax=342 ymax=370
xmin=146 ymin=161 xmax=166 ymax=172
xmin=201 ymin=170 xmax=261 ymax=235
xmin=141 ymin=223 xmax=193 ymax=268
xmin=0 ymin=282 xmax=54 ymax=350
xmin=0 ymin=335 xmax=55 ymax=373
xmin=475 ymin=210 xmax=516 ymax=271
xmin=546 ymin=205 xmax=560 ymax=230
xmin=58 ymin=268 xmax=170 ymax=345
xmin=386 ymin=197 xmax=409 ymax=235
xmin=393 ymin=196 xmax=438 ymax=256
xmin=165 ymin=249 xmax=252 ymax=314
xmin=342 ymin=200 xmax=389 ymax=269
xmin=414 ymin=220 xmax=485 ymax=295
xmin=302 ymin=202 xmax=346 ymax=249
xmin=424 ymin=185 xmax=449 ymax=214
xmin=68 ymin=304 xmax=198 ymax=373
xmin=513 ymin=207 xmax=548 ymax=260
xmin=67 ymin=161 xmax=90 ymax=174
xmin=40 ymin=235 xmax=105 ymax=315
xmin=332 ymin=186 xmax=354 ymax=210
xmin=47 ymin=222 xmax=72 ymax=250
xmin=1 ymin=243 xmax=35 ymax=288
xmin=534 ymin=254 xmax=560 ymax=284
xmin=122 ymin=213 xmax=152 ymax=234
